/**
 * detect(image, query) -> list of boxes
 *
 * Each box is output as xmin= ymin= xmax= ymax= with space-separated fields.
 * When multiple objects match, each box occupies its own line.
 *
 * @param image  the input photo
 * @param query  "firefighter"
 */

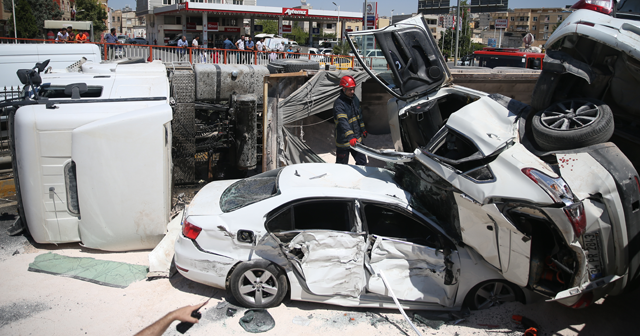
xmin=333 ymin=75 xmax=367 ymax=165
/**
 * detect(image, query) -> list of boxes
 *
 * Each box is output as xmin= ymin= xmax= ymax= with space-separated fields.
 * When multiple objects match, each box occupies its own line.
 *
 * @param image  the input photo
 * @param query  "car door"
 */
xmin=361 ymin=202 xmax=460 ymax=307
xmin=346 ymin=16 xmax=451 ymax=100
xmin=265 ymin=199 xmax=367 ymax=298
xmin=353 ymin=143 xmax=530 ymax=287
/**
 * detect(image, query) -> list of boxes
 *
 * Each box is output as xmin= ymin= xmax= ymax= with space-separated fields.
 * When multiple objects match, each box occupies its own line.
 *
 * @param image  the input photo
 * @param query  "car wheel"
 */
xmin=465 ymin=280 xmax=524 ymax=310
xmin=229 ymin=260 xmax=288 ymax=308
xmin=532 ymin=98 xmax=614 ymax=151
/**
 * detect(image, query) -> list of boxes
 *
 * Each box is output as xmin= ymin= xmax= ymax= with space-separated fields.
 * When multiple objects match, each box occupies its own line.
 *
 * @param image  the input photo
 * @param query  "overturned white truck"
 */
xmin=4 ymin=59 xmax=271 ymax=251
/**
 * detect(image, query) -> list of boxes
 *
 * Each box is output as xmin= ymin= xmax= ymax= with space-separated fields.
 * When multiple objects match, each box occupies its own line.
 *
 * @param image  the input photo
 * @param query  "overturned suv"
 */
xmin=347 ymin=15 xmax=640 ymax=308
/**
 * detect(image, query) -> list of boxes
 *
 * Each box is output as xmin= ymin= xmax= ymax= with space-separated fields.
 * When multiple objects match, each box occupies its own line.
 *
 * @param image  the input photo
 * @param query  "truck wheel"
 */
xmin=532 ymin=98 xmax=614 ymax=151
xmin=229 ymin=260 xmax=288 ymax=308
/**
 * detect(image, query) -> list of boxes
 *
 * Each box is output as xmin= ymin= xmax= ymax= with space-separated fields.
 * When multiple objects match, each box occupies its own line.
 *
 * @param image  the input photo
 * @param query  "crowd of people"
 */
xmin=180 ymin=34 xmax=303 ymax=63
xmin=48 ymin=26 xmax=90 ymax=43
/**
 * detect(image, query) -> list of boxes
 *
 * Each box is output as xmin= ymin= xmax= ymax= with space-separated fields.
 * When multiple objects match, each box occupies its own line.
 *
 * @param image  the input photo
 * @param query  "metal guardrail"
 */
xmin=0 ymin=86 xmax=20 ymax=158
xmin=0 ymin=37 xmax=366 ymax=70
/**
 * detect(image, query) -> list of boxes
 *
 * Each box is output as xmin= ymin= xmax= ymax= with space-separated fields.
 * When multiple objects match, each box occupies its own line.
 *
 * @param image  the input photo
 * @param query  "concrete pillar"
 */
xmin=203 ymin=13 xmax=208 ymax=48
xmin=278 ymin=17 xmax=283 ymax=36
xmin=181 ymin=13 xmax=187 ymax=36
xmin=250 ymin=17 xmax=254 ymax=37
xmin=308 ymin=20 xmax=313 ymax=47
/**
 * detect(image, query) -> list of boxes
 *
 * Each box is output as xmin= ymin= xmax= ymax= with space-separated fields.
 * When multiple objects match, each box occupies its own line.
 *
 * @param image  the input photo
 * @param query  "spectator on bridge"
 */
xmin=104 ymin=28 xmax=118 ymax=59
xmin=56 ymin=28 xmax=68 ymax=42
xmin=66 ymin=26 xmax=75 ymax=42
xmin=223 ymin=36 xmax=234 ymax=49
xmin=177 ymin=35 xmax=189 ymax=61
xmin=76 ymin=31 xmax=88 ymax=43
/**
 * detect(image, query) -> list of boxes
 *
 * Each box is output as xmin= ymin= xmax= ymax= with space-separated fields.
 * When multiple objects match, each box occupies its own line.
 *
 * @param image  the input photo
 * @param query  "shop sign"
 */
xmin=225 ymin=27 xmax=241 ymax=33
xmin=282 ymin=25 xmax=292 ymax=33
xmin=283 ymin=8 xmax=308 ymax=16
xmin=207 ymin=22 xmax=218 ymax=31
xmin=186 ymin=22 xmax=196 ymax=30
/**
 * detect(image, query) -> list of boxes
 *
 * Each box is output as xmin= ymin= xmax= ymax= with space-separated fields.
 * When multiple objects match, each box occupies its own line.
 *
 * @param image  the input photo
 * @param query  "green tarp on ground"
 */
xmin=28 ymin=252 xmax=148 ymax=288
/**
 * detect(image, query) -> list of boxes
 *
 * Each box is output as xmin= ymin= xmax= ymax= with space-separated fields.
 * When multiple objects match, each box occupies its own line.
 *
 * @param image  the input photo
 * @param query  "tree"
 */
xmin=8 ymin=0 xmax=38 ymax=39
xmin=332 ymin=41 xmax=352 ymax=55
xmin=4 ymin=0 xmax=63 ymax=37
xmin=255 ymin=20 xmax=278 ymax=35
xmin=75 ymin=0 xmax=107 ymax=41
xmin=287 ymin=25 xmax=308 ymax=45
xmin=438 ymin=0 xmax=479 ymax=60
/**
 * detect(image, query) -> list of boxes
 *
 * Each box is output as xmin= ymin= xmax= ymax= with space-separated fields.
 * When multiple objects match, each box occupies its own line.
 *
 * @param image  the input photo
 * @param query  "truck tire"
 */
xmin=269 ymin=59 xmax=319 ymax=73
xmin=266 ymin=63 xmax=283 ymax=74
xmin=532 ymin=98 xmax=614 ymax=151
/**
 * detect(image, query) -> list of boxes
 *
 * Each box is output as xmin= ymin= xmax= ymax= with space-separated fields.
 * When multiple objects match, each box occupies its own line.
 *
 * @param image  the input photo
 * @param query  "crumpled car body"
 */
xmin=345 ymin=15 xmax=640 ymax=307
xmin=175 ymin=163 xmax=530 ymax=310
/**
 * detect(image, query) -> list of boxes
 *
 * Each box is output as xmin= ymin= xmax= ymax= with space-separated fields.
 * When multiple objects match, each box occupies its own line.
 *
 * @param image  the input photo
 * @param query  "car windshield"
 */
xmin=220 ymin=168 xmax=283 ymax=212
xmin=617 ymin=0 xmax=640 ymax=19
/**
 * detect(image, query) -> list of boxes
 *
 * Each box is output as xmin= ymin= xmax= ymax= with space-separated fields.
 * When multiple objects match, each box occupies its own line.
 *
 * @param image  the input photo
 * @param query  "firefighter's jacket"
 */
xmin=333 ymin=90 xmax=366 ymax=148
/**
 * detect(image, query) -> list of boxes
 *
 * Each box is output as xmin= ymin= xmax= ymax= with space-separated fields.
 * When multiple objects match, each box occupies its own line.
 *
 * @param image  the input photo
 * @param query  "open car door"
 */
xmin=346 ymin=16 xmax=451 ymax=101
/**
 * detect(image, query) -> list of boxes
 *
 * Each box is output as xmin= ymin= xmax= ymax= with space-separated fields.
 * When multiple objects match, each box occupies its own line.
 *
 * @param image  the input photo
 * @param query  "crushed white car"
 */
xmin=175 ymin=163 xmax=530 ymax=310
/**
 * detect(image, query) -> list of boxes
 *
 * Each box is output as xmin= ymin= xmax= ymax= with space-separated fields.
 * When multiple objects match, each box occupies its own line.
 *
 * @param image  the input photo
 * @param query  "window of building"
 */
xmin=543 ymin=33 xmax=549 ymax=39
xmin=532 ymin=25 xmax=537 ymax=30
xmin=533 ymin=16 xmax=538 ymax=22
xmin=117 ymin=17 xmax=120 ymax=22
xmin=355 ymin=26 xmax=359 ymax=31
xmin=510 ymin=17 xmax=514 ymax=21
xmin=544 ymin=25 xmax=549 ymax=32
xmin=221 ymin=18 xmax=236 ymax=26
xmin=558 ymin=15 xmax=563 ymax=22
xmin=545 ymin=15 xmax=550 ymax=21
xmin=162 ymin=0 xmax=172 ymax=4
xmin=127 ymin=19 xmax=132 ymax=25
xmin=233 ymin=0 xmax=243 ymax=4
xmin=347 ymin=25 xmax=351 ymax=29
xmin=326 ymin=23 xmax=333 ymax=29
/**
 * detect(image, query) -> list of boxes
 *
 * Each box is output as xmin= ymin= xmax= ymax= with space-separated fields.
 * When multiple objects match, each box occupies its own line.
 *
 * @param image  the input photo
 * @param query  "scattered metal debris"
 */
xmin=238 ymin=309 xmax=275 ymax=333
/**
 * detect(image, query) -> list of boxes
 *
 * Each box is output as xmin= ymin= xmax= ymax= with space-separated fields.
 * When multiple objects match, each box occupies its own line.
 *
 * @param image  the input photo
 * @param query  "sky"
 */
xmin=110 ymin=0 xmax=577 ymax=16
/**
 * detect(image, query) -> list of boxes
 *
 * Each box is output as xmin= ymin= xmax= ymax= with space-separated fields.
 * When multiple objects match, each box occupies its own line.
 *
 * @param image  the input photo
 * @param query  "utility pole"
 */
xmin=12 ymin=0 xmax=17 ymax=41
xmin=391 ymin=9 xmax=394 ymax=26
xmin=454 ymin=0 xmax=460 ymax=67
xmin=332 ymin=2 xmax=340 ymax=41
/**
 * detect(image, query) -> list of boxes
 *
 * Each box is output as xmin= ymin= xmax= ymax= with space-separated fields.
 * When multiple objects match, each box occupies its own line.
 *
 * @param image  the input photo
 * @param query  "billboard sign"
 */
xmin=282 ymin=25 xmax=292 ymax=33
xmin=225 ymin=27 xmax=241 ymax=33
xmin=488 ymin=38 xmax=497 ymax=47
xmin=186 ymin=22 xmax=196 ymax=30
xmin=470 ymin=0 xmax=508 ymax=13
xmin=364 ymin=2 xmax=377 ymax=29
xmin=495 ymin=19 xmax=508 ymax=29
xmin=254 ymin=24 xmax=263 ymax=32
xmin=312 ymin=27 xmax=320 ymax=34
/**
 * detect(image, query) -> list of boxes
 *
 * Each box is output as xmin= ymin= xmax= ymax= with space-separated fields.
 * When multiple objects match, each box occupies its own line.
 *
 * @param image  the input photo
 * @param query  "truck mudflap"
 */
xmin=547 ymin=275 xmax=622 ymax=306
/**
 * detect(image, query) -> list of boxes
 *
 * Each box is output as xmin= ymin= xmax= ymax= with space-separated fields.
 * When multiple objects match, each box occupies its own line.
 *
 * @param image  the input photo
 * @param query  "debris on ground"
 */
xmin=27 ymin=252 xmax=148 ymax=288
xmin=291 ymin=315 xmax=311 ymax=326
xmin=413 ymin=313 xmax=446 ymax=330
xmin=226 ymin=308 xmax=237 ymax=317
xmin=238 ymin=309 xmax=275 ymax=333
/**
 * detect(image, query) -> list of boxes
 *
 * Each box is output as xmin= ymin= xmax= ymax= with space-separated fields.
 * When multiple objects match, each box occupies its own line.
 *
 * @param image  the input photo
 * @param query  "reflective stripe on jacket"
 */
xmin=333 ymin=90 xmax=366 ymax=148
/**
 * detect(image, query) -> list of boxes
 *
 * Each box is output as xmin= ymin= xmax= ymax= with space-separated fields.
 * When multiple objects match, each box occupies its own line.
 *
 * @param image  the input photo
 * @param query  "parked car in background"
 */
xmin=167 ymin=34 xmax=194 ymax=47
xmin=471 ymin=48 xmax=544 ymax=69
xmin=124 ymin=37 xmax=148 ymax=45
xmin=117 ymin=35 xmax=127 ymax=44
xmin=347 ymin=15 xmax=639 ymax=309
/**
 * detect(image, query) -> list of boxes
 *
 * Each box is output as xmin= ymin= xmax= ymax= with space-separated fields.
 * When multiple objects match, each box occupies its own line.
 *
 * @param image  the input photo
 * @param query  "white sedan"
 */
xmin=174 ymin=163 xmax=527 ymax=310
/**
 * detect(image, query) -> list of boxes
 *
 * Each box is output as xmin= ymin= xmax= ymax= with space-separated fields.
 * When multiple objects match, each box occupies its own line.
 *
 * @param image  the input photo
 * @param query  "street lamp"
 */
xmin=391 ymin=9 xmax=394 ymax=26
xmin=332 ymin=1 xmax=340 ymax=41
xmin=11 ymin=0 xmax=17 ymax=40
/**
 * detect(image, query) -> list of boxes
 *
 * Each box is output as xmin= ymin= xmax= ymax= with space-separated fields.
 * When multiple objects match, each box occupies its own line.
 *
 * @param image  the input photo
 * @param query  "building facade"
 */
xmin=483 ymin=7 xmax=572 ymax=48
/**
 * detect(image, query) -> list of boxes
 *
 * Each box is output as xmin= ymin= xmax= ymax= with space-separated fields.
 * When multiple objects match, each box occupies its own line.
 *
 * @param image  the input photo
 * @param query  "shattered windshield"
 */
xmin=220 ymin=168 xmax=283 ymax=212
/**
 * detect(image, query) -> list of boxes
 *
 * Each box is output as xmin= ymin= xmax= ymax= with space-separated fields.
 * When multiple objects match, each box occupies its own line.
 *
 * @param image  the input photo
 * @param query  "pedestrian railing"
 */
xmin=0 ymin=37 xmax=371 ymax=71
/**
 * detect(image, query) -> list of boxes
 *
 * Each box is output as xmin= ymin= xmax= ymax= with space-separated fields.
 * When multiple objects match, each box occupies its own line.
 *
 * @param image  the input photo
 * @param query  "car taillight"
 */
xmin=571 ymin=0 xmax=614 ymax=15
xmin=564 ymin=202 xmax=587 ymax=237
xmin=182 ymin=219 xmax=202 ymax=240
xmin=569 ymin=291 xmax=593 ymax=309
xmin=522 ymin=168 xmax=575 ymax=204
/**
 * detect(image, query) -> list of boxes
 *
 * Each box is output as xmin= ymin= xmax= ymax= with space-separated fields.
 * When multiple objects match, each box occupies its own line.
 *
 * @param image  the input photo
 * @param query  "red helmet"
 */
xmin=339 ymin=75 xmax=356 ymax=88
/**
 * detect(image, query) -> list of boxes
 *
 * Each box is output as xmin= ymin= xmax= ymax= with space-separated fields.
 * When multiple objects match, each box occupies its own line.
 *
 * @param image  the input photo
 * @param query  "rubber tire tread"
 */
xmin=463 ymin=280 xmax=525 ymax=310
xmin=267 ymin=64 xmax=283 ymax=74
xmin=532 ymin=98 xmax=614 ymax=151
xmin=269 ymin=59 xmax=319 ymax=73
xmin=229 ymin=260 xmax=288 ymax=309
xmin=531 ymin=70 xmax=561 ymax=112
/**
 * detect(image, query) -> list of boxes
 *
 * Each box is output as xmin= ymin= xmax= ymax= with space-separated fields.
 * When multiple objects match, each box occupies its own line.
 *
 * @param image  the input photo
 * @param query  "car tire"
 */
xmin=532 ymin=98 xmax=614 ymax=151
xmin=464 ymin=280 xmax=524 ymax=310
xmin=229 ymin=260 xmax=288 ymax=308
xmin=531 ymin=70 xmax=562 ymax=112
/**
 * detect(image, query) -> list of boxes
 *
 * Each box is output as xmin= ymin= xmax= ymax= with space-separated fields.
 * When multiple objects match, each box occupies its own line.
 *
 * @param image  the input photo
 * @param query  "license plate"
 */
xmin=583 ymin=232 xmax=603 ymax=281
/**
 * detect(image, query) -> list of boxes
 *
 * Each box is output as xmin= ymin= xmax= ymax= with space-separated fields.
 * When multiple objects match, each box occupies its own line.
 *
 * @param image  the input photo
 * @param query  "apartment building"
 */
xmin=490 ymin=7 xmax=572 ymax=42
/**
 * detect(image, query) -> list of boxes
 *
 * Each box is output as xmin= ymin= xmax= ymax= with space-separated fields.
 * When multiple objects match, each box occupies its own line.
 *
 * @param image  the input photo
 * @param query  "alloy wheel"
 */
xmin=473 ymin=281 xmax=517 ymax=310
xmin=540 ymin=100 xmax=600 ymax=131
xmin=237 ymin=268 xmax=279 ymax=306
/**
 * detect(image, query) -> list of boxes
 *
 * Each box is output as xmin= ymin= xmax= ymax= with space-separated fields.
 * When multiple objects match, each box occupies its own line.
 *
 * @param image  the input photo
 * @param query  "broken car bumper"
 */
xmin=174 ymin=234 xmax=237 ymax=290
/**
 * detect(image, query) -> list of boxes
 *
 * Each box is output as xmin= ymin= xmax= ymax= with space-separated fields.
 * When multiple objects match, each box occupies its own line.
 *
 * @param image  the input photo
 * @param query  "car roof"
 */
xmin=277 ymin=163 xmax=409 ymax=203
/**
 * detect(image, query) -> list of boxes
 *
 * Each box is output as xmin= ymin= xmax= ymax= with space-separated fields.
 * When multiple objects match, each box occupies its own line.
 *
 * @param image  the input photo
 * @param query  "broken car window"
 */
xmin=294 ymin=201 xmax=352 ymax=232
xmin=364 ymin=203 xmax=439 ymax=247
xmin=220 ymin=168 xmax=283 ymax=212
